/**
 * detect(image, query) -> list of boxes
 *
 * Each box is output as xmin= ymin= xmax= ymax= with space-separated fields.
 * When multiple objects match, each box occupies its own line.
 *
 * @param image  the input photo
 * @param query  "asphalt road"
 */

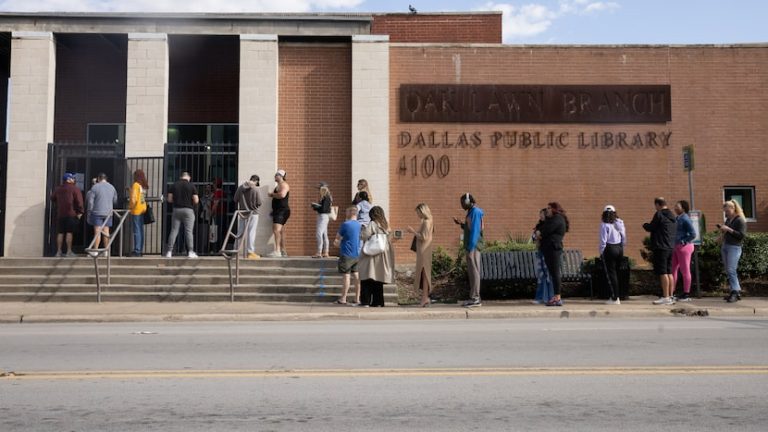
xmin=2 ymin=318 xmax=767 ymax=431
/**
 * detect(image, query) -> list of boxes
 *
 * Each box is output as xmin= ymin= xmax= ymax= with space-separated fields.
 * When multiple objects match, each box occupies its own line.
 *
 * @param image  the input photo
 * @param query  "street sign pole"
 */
xmin=684 ymin=145 xmax=702 ymax=298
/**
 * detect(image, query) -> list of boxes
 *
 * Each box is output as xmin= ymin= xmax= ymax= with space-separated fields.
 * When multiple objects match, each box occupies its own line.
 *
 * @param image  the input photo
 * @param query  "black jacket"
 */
xmin=539 ymin=214 xmax=567 ymax=251
xmin=643 ymin=208 xmax=676 ymax=250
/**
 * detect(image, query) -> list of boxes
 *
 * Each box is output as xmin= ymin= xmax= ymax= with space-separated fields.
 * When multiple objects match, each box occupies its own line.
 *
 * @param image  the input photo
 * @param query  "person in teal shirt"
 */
xmin=453 ymin=193 xmax=484 ymax=307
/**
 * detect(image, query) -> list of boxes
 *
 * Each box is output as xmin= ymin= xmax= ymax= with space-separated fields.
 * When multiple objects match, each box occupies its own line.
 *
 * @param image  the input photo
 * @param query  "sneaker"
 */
xmin=164 ymin=251 xmax=172 ymax=258
xmin=247 ymin=252 xmax=261 ymax=260
xmin=266 ymin=251 xmax=282 ymax=258
xmin=65 ymin=251 xmax=77 ymax=258
xmin=678 ymin=293 xmax=692 ymax=302
xmin=463 ymin=298 xmax=482 ymax=308
xmin=187 ymin=251 xmax=198 ymax=258
xmin=605 ymin=298 xmax=621 ymax=305
xmin=353 ymin=303 xmax=370 ymax=308
xmin=545 ymin=298 xmax=563 ymax=307
xmin=532 ymin=299 xmax=544 ymax=305
xmin=726 ymin=291 xmax=741 ymax=303
xmin=54 ymin=251 xmax=62 ymax=257
xmin=653 ymin=297 xmax=674 ymax=305
xmin=281 ymin=251 xmax=288 ymax=257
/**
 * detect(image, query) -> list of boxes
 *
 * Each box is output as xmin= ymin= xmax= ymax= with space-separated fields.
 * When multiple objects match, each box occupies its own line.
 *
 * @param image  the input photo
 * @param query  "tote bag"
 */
xmin=363 ymin=225 xmax=388 ymax=256
xmin=329 ymin=206 xmax=339 ymax=221
xmin=143 ymin=204 xmax=156 ymax=225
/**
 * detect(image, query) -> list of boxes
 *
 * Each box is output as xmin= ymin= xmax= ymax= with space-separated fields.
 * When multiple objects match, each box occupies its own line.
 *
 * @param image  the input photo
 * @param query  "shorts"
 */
xmin=653 ymin=249 xmax=673 ymax=275
xmin=88 ymin=213 xmax=113 ymax=228
xmin=272 ymin=208 xmax=291 ymax=225
xmin=57 ymin=216 xmax=79 ymax=234
xmin=338 ymin=255 xmax=359 ymax=274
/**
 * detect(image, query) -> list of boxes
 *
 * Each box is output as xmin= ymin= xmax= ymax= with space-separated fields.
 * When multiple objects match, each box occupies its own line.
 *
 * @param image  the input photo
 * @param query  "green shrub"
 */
xmin=431 ymin=246 xmax=454 ymax=280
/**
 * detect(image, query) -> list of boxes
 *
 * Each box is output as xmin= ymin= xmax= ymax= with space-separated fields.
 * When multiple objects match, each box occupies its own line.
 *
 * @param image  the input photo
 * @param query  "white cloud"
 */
xmin=481 ymin=1 xmax=620 ymax=42
xmin=0 ymin=0 xmax=364 ymax=13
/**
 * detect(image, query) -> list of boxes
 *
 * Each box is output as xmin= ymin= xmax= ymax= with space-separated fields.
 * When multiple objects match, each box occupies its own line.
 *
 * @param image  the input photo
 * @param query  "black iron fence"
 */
xmin=0 ymin=142 xmax=6 ymax=257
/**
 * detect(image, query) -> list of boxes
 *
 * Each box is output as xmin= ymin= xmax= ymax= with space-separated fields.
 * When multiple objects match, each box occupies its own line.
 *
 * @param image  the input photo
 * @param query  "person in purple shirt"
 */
xmin=599 ymin=205 xmax=626 ymax=305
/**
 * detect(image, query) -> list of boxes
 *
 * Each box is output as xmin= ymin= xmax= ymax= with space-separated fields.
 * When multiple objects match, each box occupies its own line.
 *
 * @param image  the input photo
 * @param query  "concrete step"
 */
xmin=0 ymin=291 xmax=398 ymax=303
xmin=0 ymin=266 xmax=336 ymax=276
xmin=0 ymin=274 xmax=345 ymax=285
xmin=0 ymin=257 xmax=337 ymax=269
xmin=0 ymin=283 xmax=389 ymax=295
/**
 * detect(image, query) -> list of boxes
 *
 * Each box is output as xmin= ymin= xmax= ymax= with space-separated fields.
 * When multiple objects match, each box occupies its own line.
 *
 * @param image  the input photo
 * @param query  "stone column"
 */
xmin=351 ymin=35 xmax=390 ymax=216
xmin=4 ymin=32 xmax=56 ymax=257
xmin=239 ymin=34 xmax=279 ymax=255
xmin=125 ymin=33 xmax=169 ymax=158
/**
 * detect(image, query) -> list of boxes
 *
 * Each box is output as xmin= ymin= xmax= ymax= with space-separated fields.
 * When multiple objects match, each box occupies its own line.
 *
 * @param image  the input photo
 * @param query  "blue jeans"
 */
xmin=131 ymin=214 xmax=144 ymax=254
xmin=721 ymin=243 xmax=743 ymax=292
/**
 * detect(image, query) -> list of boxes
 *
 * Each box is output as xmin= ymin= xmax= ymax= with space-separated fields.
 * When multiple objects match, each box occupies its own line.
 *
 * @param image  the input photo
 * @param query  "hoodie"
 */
xmin=233 ymin=182 xmax=261 ymax=213
xmin=643 ymin=208 xmax=676 ymax=250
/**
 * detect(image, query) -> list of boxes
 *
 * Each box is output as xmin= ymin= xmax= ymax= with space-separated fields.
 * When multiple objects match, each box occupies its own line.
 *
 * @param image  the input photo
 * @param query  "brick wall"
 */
xmin=168 ymin=35 xmax=239 ymax=124
xmin=278 ymin=43 xmax=352 ymax=256
xmin=53 ymin=34 xmax=127 ymax=142
xmin=372 ymin=13 xmax=502 ymax=43
xmin=389 ymin=45 xmax=768 ymax=262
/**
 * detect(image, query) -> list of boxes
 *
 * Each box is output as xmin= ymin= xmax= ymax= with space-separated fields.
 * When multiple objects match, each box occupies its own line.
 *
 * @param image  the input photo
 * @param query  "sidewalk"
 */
xmin=1 ymin=297 xmax=767 ymax=323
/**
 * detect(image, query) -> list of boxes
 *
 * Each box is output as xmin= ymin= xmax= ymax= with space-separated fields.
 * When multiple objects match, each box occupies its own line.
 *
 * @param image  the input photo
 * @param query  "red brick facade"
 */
xmin=277 ymin=43 xmax=352 ymax=256
xmin=372 ymin=13 xmax=502 ymax=43
xmin=389 ymin=45 xmax=768 ymax=261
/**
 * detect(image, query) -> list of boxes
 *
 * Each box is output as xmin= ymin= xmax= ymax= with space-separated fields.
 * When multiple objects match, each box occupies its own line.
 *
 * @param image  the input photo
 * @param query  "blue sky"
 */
xmin=0 ymin=0 xmax=765 ymax=44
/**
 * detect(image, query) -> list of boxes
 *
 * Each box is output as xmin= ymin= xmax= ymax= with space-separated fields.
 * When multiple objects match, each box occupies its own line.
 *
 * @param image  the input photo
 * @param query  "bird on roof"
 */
xmin=409 ymin=5 xmax=417 ymax=14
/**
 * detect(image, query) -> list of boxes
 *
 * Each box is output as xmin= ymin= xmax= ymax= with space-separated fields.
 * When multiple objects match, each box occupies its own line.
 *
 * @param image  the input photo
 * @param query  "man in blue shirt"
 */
xmin=334 ymin=207 xmax=361 ymax=305
xmin=454 ymin=193 xmax=485 ymax=307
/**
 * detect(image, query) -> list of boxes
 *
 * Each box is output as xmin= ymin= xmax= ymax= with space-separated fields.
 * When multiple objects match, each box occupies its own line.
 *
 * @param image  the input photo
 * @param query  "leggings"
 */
xmin=602 ymin=244 xmax=623 ymax=300
xmin=542 ymin=248 xmax=563 ymax=296
xmin=671 ymin=243 xmax=694 ymax=294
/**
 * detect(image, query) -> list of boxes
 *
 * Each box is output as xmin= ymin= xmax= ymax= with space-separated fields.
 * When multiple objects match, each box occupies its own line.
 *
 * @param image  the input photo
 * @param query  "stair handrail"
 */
xmin=84 ymin=209 xmax=131 ymax=303
xmin=219 ymin=210 xmax=254 ymax=302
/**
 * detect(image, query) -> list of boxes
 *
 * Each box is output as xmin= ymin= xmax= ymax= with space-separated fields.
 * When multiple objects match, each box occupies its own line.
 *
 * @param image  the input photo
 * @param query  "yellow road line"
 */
xmin=3 ymin=366 xmax=768 ymax=380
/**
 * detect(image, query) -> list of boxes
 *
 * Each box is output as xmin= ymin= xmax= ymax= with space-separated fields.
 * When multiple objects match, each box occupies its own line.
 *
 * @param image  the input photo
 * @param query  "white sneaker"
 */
xmin=164 ymin=251 xmax=172 ymax=258
xmin=266 ymin=251 xmax=282 ymax=258
xmin=187 ymin=251 xmax=198 ymax=258
xmin=653 ymin=297 xmax=674 ymax=305
xmin=605 ymin=298 xmax=621 ymax=305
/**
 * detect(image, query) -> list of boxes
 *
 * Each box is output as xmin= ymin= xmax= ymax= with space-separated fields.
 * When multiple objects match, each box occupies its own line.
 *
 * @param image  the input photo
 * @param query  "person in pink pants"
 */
xmin=671 ymin=200 xmax=697 ymax=301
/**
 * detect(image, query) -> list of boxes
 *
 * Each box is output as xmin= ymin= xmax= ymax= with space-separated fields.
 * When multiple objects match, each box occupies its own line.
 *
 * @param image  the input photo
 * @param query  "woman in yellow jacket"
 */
xmin=129 ymin=169 xmax=148 ymax=257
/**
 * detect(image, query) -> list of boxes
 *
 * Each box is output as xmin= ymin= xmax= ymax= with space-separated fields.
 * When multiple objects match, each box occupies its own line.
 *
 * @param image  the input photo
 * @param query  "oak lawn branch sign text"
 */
xmin=396 ymin=84 xmax=673 ymax=179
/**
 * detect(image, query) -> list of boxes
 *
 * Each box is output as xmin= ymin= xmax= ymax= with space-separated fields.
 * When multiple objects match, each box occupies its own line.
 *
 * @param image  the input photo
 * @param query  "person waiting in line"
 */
xmin=333 ymin=206 xmax=361 ymax=305
xmin=718 ymin=200 xmax=747 ymax=303
xmin=210 ymin=178 xmax=226 ymax=251
xmin=358 ymin=206 xmax=395 ymax=307
xmin=536 ymin=202 xmax=569 ymax=307
xmin=643 ymin=197 xmax=677 ymax=305
xmin=267 ymin=169 xmax=290 ymax=258
xmin=407 ymin=203 xmax=434 ymax=308
xmin=532 ymin=208 xmax=554 ymax=305
xmin=355 ymin=191 xmax=372 ymax=227
xmin=599 ymin=205 xmax=626 ymax=305
xmin=311 ymin=182 xmax=333 ymax=258
xmin=87 ymin=173 xmax=118 ymax=252
xmin=352 ymin=178 xmax=372 ymax=205
xmin=233 ymin=174 xmax=261 ymax=259
xmin=453 ymin=193 xmax=484 ymax=308
xmin=128 ymin=169 xmax=149 ymax=257
xmin=50 ymin=172 xmax=84 ymax=257
xmin=165 ymin=172 xmax=199 ymax=258
xmin=671 ymin=200 xmax=696 ymax=302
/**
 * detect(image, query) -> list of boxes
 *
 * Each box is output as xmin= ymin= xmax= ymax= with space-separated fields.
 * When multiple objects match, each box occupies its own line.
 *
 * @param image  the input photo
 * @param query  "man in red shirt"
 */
xmin=50 ymin=173 xmax=84 ymax=257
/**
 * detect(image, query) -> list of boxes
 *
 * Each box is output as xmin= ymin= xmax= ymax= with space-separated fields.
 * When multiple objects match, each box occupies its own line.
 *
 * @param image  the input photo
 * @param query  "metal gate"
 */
xmin=124 ymin=157 xmax=164 ymax=255
xmin=44 ymin=142 xmax=126 ymax=256
xmin=163 ymin=142 xmax=238 ymax=255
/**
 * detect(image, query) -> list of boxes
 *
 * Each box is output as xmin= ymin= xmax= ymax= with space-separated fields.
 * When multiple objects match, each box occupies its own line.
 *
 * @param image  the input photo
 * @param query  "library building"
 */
xmin=0 ymin=11 xmax=765 ymax=260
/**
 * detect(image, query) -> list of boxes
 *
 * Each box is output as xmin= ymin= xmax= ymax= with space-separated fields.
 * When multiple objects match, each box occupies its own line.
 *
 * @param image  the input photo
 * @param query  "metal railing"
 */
xmin=85 ymin=209 xmax=131 ymax=302
xmin=219 ymin=210 xmax=255 ymax=302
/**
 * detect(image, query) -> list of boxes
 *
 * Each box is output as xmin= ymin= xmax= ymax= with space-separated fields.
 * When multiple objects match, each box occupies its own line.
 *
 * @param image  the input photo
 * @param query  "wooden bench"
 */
xmin=480 ymin=249 xmax=593 ymax=297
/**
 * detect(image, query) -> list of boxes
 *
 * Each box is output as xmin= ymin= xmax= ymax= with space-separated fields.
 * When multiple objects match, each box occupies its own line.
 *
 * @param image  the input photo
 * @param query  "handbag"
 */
xmin=363 ymin=225 xmax=388 ymax=256
xmin=410 ymin=236 xmax=418 ymax=252
xmin=143 ymin=204 xmax=156 ymax=225
xmin=329 ymin=206 xmax=339 ymax=221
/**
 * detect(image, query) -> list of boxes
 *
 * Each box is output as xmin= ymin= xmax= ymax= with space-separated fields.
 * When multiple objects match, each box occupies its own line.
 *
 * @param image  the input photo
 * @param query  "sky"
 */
xmin=0 ymin=0 xmax=765 ymax=44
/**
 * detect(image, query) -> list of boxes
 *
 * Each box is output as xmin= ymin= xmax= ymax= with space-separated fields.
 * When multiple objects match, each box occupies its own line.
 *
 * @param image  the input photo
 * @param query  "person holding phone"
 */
xmin=453 ymin=193 xmax=484 ymax=308
xmin=718 ymin=200 xmax=747 ymax=303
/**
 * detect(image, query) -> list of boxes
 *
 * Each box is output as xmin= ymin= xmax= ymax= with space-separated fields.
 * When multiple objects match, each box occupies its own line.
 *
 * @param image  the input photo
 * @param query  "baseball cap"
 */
xmin=317 ymin=181 xmax=328 ymax=189
xmin=275 ymin=169 xmax=286 ymax=178
xmin=62 ymin=173 xmax=75 ymax=182
xmin=604 ymin=205 xmax=616 ymax=212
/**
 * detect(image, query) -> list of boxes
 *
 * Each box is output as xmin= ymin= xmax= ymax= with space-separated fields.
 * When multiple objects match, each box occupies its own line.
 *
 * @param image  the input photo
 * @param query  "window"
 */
xmin=167 ymin=124 xmax=239 ymax=144
xmin=723 ymin=186 xmax=756 ymax=221
xmin=87 ymin=123 xmax=125 ymax=144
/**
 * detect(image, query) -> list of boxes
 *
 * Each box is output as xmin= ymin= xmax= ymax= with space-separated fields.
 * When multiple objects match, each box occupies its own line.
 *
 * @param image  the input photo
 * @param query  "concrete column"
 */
xmin=4 ymin=32 xmax=56 ymax=257
xmin=351 ymin=35 xmax=390 ymax=216
xmin=239 ymin=34 xmax=279 ymax=255
xmin=125 ymin=33 xmax=168 ymax=158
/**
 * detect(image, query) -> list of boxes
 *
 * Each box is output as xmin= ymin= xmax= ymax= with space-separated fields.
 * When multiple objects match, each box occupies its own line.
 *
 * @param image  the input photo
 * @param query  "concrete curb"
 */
xmin=2 ymin=305 xmax=766 ymax=324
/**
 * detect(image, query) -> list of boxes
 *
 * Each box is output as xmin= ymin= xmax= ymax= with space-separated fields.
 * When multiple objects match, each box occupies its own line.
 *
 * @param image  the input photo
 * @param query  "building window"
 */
xmin=167 ymin=124 xmax=238 ymax=144
xmin=723 ymin=186 xmax=756 ymax=221
xmin=87 ymin=124 xmax=125 ymax=144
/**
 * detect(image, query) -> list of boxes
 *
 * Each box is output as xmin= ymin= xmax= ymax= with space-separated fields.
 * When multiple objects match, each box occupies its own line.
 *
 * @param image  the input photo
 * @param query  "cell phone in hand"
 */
xmin=716 ymin=223 xmax=722 ymax=228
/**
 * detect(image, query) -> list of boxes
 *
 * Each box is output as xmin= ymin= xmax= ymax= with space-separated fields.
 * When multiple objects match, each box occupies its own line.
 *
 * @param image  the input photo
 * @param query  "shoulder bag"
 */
xmin=329 ymin=205 xmax=339 ymax=221
xmin=363 ymin=224 xmax=388 ymax=256
xmin=143 ymin=203 xmax=156 ymax=225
